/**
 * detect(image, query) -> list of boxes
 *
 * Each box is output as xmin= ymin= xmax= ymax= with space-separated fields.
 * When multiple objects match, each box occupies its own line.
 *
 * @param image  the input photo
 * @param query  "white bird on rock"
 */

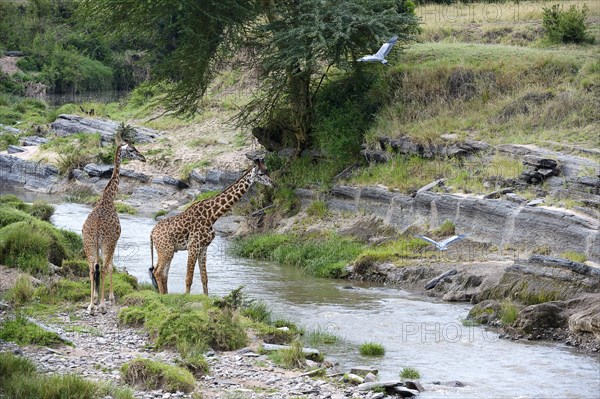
xmin=415 ymin=234 xmax=469 ymax=251
xmin=357 ymin=35 xmax=398 ymax=64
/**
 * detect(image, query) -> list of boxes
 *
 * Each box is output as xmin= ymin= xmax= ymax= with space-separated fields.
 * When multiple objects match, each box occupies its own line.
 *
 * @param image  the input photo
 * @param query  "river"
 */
xmin=39 ymin=202 xmax=599 ymax=398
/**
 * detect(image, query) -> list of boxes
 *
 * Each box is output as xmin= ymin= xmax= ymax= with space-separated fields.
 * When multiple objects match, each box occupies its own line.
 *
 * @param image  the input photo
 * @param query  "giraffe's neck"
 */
xmin=190 ymin=169 xmax=253 ymax=224
xmin=99 ymin=145 xmax=122 ymax=206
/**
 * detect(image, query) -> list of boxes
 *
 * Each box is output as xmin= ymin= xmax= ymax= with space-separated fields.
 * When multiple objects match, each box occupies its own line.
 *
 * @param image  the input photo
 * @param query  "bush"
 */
xmin=269 ymin=341 xmax=306 ymax=369
xmin=6 ymin=275 xmax=35 ymax=306
xmin=119 ymin=291 xmax=248 ymax=354
xmin=120 ymin=358 xmax=195 ymax=393
xmin=0 ymin=219 xmax=79 ymax=274
xmin=500 ymin=301 xmax=519 ymax=325
xmin=0 ymin=133 xmax=18 ymax=151
xmin=542 ymin=4 xmax=592 ymax=44
xmin=28 ymin=201 xmax=55 ymax=221
xmin=0 ymin=206 xmax=34 ymax=229
xmin=359 ymin=342 xmax=385 ymax=356
xmin=0 ymin=316 xmax=64 ymax=347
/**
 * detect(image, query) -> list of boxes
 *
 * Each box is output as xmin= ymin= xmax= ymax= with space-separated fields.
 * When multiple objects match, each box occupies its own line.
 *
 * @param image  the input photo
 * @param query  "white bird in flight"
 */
xmin=415 ymin=234 xmax=469 ymax=251
xmin=357 ymin=35 xmax=399 ymax=64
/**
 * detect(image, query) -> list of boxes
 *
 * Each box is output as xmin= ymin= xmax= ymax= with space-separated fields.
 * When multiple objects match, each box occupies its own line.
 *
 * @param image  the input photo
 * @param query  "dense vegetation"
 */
xmin=0 ymin=0 xmax=150 ymax=94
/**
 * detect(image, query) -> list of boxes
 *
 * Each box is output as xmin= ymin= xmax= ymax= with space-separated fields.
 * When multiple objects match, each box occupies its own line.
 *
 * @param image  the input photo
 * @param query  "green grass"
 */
xmin=121 ymin=358 xmax=195 ymax=393
xmin=349 ymin=154 xmax=524 ymax=194
xmin=306 ymin=200 xmax=329 ymax=218
xmin=180 ymin=160 xmax=211 ymax=181
xmin=118 ymin=291 xmax=248 ymax=354
xmin=400 ymin=367 xmax=421 ymax=380
xmin=232 ymin=233 xmax=363 ymax=278
xmin=267 ymin=341 xmax=306 ymax=369
xmin=154 ymin=209 xmax=168 ymax=220
xmin=41 ymin=133 xmax=113 ymax=176
xmin=0 ymin=315 xmax=64 ymax=347
xmin=500 ymin=301 xmax=519 ymax=325
xmin=304 ymin=325 xmax=340 ymax=346
xmin=5 ymin=275 xmax=35 ymax=306
xmin=0 ymin=196 xmax=55 ymax=225
xmin=115 ymin=202 xmax=138 ymax=215
xmin=34 ymin=271 xmax=138 ymax=304
xmin=359 ymin=342 xmax=385 ymax=356
xmin=560 ymin=251 xmax=587 ymax=263
xmin=0 ymin=352 xmax=134 ymax=399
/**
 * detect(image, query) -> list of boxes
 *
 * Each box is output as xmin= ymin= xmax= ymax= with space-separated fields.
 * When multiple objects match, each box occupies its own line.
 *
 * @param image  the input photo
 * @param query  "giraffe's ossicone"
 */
xmin=82 ymin=130 xmax=146 ymax=315
xmin=149 ymin=158 xmax=274 ymax=295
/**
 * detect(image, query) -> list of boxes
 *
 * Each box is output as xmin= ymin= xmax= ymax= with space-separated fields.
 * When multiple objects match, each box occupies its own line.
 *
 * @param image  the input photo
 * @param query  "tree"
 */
xmin=80 ymin=0 xmax=419 ymax=148
xmin=240 ymin=0 xmax=420 ymax=149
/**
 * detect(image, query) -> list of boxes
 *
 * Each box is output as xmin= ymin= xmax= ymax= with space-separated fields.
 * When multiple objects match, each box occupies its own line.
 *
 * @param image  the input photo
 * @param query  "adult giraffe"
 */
xmin=82 ymin=129 xmax=146 ymax=315
xmin=149 ymin=158 xmax=274 ymax=294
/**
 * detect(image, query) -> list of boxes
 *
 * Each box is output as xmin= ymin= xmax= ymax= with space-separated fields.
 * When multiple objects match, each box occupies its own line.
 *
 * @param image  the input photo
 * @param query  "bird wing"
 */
xmin=357 ymin=55 xmax=381 ymax=62
xmin=415 ymin=235 xmax=440 ymax=247
xmin=377 ymin=35 xmax=398 ymax=58
xmin=440 ymin=234 xmax=468 ymax=247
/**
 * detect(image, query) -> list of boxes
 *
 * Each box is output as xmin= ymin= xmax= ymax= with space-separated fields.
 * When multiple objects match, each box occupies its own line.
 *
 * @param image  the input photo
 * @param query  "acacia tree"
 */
xmin=81 ymin=0 xmax=419 ymax=148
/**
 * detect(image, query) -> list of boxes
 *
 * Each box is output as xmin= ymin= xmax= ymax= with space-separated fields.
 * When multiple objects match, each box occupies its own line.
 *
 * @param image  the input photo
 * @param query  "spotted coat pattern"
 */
xmin=82 ymin=136 xmax=145 ymax=315
xmin=150 ymin=159 xmax=273 ymax=295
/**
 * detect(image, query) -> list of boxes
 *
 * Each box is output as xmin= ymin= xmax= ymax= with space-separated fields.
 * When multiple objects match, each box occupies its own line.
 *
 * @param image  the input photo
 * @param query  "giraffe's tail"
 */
xmin=94 ymin=263 xmax=100 ymax=295
xmin=149 ymin=236 xmax=158 ymax=290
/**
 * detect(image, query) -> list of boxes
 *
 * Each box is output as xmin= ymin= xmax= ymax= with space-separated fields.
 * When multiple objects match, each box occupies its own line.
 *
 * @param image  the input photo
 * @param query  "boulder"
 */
xmin=7 ymin=145 xmax=25 ymax=154
xmin=50 ymin=114 xmax=160 ymax=145
xmin=514 ymin=302 xmax=567 ymax=334
xmin=151 ymin=176 xmax=189 ymax=189
xmin=467 ymin=300 xmax=501 ymax=325
xmin=84 ymin=163 xmax=113 ymax=178
xmin=20 ymin=135 xmax=49 ymax=146
xmin=0 ymin=154 xmax=61 ymax=191
xmin=568 ymin=295 xmax=600 ymax=338
xmin=350 ymin=366 xmax=378 ymax=376
xmin=0 ymin=124 xmax=20 ymax=135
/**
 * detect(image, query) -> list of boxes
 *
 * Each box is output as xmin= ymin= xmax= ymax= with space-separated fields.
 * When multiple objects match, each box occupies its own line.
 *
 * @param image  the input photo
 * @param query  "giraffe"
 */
xmin=82 ymin=131 xmax=146 ymax=315
xmin=149 ymin=158 xmax=274 ymax=295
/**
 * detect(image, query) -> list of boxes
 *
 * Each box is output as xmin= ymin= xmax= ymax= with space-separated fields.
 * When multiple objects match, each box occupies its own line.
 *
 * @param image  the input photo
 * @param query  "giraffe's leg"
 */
xmin=99 ymin=241 xmax=117 ymax=313
xmin=154 ymin=250 xmax=174 ymax=294
xmin=108 ymin=265 xmax=115 ymax=304
xmin=87 ymin=269 xmax=95 ymax=315
xmin=198 ymin=247 xmax=208 ymax=295
xmin=185 ymin=245 xmax=200 ymax=294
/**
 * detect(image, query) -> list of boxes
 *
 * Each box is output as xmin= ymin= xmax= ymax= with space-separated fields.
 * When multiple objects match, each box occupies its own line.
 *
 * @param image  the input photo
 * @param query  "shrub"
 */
xmin=119 ymin=291 xmax=248 ymax=354
xmin=0 ymin=219 xmax=79 ymax=274
xmin=120 ymin=358 xmax=195 ymax=393
xmin=6 ymin=275 xmax=35 ymax=306
xmin=400 ymin=367 xmax=421 ymax=379
xmin=542 ymin=4 xmax=592 ymax=44
xmin=359 ymin=342 xmax=385 ymax=356
xmin=0 ymin=316 xmax=64 ymax=347
xmin=0 ymin=206 xmax=34 ymax=229
xmin=28 ymin=201 xmax=55 ymax=221
xmin=0 ymin=133 xmax=18 ymax=151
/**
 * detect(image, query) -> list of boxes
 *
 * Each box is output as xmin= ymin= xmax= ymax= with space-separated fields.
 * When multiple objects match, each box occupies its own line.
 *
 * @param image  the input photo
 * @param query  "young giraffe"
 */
xmin=82 ymin=131 xmax=146 ymax=315
xmin=149 ymin=158 xmax=274 ymax=295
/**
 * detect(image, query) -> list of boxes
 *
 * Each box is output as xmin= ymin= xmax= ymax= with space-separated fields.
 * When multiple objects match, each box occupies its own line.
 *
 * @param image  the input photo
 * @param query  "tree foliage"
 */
xmin=79 ymin=0 xmax=419 ymax=145
xmin=79 ymin=0 xmax=259 ymax=116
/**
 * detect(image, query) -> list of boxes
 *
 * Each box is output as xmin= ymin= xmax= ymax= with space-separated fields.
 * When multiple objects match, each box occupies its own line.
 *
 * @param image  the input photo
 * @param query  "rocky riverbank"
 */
xmin=0 ymin=299 xmax=425 ymax=399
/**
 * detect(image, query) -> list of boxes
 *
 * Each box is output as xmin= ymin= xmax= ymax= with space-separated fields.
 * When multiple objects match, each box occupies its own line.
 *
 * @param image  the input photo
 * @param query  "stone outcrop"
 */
xmin=50 ymin=114 xmax=161 ymax=145
xmin=0 ymin=154 xmax=62 ymax=192
xmin=298 ymin=186 xmax=600 ymax=262
xmin=362 ymin=135 xmax=489 ymax=163
xmin=20 ymin=135 xmax=49 ymax=146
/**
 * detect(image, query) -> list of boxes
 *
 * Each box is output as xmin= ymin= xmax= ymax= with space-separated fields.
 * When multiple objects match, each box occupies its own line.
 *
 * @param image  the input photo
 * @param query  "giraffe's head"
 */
xmin=120 ymin=141 xmax=146 ymax=162
xmin=249 ymin=158 xmax=274 ymax=187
